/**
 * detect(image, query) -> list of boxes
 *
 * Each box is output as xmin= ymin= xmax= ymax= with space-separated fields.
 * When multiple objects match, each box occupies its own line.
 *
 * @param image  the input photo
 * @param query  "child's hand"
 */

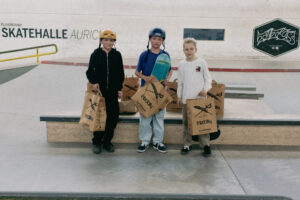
xmin=162 ymin=78 xmax=170 ymax=86
xmin=92 ymin=83 xmax=100 ymax=91
xmin=198 ymin=90 xmax=207 ymax=97
xmin=177 ymin=98 xmax=182 ymax=105
xmin=118 ymin=91 xmax=123 ymax=99
xmin=144 ymin=76 xmax=152 ymax=83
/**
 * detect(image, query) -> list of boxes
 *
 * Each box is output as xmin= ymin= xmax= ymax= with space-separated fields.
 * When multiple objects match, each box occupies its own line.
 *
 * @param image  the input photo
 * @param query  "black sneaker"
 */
xmin=181 ymin=145 xmax=192 ymax=155
xmin=92 ymin=145 xmax=101 ymax=154
xmin=137 ymin=143 xmax=149 ymax=153
xmin=103 ymin=143 xmax=115 ymax=152
xmin=202 ymin=145 xmax=211 ymax=157
xmin=153 ymin=143 xmax=167 ymax=153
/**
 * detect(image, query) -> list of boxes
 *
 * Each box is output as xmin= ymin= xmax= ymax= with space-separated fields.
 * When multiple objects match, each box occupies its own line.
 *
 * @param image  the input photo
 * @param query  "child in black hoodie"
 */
xmin=86 ymin=29 xmax=124 ymax=154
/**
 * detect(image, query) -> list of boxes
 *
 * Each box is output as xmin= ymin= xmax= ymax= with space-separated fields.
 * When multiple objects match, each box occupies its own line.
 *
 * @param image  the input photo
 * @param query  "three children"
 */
xmin=85 ymin=30 xmax=213 ymax=157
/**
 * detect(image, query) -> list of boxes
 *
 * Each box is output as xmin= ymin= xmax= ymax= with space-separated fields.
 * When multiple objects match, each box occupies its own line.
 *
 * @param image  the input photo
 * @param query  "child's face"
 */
xmin=101 ymin=38 xmax=115 ymax=51
xmin=183 ymin=43 xmax=197 ymax=60
xmin=150 ymin=36 xmax=163 ymax=49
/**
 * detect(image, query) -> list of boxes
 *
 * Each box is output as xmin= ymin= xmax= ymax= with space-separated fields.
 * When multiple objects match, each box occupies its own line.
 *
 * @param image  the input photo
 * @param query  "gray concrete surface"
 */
xmin=220 ymin=148 xmax=300 ymax=198
xmin=0 ymin=65 xmax=37 ymax=84
xmin=211 ymin=72 xmax=300 ymax=115
xmin=1 ymin=63 xmax=300 ymax=115
xmin=0 ymin=64 xmax=300 ymax=199
xmin=0 ymin=112 xmax=299 ymax=198
xmin=0 ymin=64 xmax=87 ymax=117
xmin=43 ymin=56 xmax=300 ymax=114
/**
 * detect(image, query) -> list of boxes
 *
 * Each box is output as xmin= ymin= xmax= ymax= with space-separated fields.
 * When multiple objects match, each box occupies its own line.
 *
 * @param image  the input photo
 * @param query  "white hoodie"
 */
xmin=177 ymin=57 xmax=212 ymax=104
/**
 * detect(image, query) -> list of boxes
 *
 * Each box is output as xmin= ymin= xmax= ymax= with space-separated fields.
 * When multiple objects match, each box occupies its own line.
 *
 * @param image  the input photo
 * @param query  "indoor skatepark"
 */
xmin=1 ymin=0 xmax=300 ymax=200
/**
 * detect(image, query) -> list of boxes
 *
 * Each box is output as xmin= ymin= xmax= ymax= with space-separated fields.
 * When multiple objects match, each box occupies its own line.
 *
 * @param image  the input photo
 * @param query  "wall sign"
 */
xmin=0 ymin=22 xmax=100 ymax=40
xmin=253 ymin=19 xmax=299 ymax=56
xmin=184 ymin=29 xmax=225 ymax=40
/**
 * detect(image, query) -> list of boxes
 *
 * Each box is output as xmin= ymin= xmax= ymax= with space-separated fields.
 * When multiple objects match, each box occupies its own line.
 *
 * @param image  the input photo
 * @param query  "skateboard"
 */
xmin=151 ymin=53 xmax=171 ymax=82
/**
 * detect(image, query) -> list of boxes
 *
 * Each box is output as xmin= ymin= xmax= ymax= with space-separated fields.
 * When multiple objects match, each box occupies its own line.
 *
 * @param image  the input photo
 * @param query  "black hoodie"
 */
xmin=86 ymin=47 xmax=125 ymax=93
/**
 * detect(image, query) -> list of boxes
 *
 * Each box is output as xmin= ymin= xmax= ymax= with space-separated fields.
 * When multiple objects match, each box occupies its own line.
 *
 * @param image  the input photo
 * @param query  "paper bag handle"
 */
xmin=91 ymin=88 xmax=103 ymax=97
xmin=196 ymin=95 xmax=207 ymax=99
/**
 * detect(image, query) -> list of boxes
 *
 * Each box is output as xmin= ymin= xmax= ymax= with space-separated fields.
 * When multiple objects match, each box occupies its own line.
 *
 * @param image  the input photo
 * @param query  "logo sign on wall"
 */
xmin=253 ymin=19 xmax=299 ymax=57
xmin=0 ymin=22 xmax=100 ymax=40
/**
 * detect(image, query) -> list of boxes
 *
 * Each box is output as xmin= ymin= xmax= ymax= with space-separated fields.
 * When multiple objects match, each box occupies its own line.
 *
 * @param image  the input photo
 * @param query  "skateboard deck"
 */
xmin=151 ymin=53 xmax=171 ymax=82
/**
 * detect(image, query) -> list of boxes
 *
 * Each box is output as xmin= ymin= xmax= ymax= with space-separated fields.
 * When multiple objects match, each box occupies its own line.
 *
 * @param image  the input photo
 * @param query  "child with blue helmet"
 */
xmin=135 ymin=28 xmax=173 ymax=153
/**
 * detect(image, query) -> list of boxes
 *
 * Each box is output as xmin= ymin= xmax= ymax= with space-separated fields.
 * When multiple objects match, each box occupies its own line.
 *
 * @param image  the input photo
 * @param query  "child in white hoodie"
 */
xmin=177 ymin=37 xmax=212 ymax=157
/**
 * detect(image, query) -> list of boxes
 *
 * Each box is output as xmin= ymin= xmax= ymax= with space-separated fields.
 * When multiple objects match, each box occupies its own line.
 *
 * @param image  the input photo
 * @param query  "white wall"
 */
xmin=0 ymin=0 xmax=299 ymax=66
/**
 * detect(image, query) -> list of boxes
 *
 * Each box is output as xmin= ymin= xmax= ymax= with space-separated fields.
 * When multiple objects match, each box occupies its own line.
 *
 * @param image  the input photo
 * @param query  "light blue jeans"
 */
xmin=139 ymin=109 xmax=165 ymax=145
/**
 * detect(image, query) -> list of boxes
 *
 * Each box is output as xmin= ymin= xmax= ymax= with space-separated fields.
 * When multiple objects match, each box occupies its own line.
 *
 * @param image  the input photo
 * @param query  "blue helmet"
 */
xmin=148 ymin=28 xmax=166 ymax=40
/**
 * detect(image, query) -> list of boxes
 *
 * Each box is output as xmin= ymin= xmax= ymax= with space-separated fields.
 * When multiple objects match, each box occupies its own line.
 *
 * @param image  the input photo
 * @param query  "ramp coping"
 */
xmin=40 ymin=115 xmax=300 ymax=126
xmin=0 ymin=192 xmax=294 ymax=200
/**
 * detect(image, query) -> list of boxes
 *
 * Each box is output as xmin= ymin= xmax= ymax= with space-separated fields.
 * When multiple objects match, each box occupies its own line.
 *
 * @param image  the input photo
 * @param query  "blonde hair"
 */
xmin=183 ymin=37 xmax=197 ymax=48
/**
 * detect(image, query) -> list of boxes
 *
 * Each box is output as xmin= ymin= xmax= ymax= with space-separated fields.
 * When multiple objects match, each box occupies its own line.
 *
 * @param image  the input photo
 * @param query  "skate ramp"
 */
xmin=0 ymin=63 xmax=299 ymax=200
xmin=0 ymin=65 xmax=37 ymax=84
xmin=0 ymin=192 xmax=294 ymax=200
xmin=0 ymin=64 xmax=87 ymax=117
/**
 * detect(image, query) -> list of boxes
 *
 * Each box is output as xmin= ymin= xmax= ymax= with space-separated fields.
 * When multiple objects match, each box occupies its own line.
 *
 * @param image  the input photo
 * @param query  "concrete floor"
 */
xmin=0 ymin=113 xmax=299 ymax=198
xmin=0 ymin=64 xmax=300 ymax=199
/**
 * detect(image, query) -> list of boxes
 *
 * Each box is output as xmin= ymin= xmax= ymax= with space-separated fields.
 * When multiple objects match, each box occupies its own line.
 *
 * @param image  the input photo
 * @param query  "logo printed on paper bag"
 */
xmin=88 ymin=99 xmax=98 ymax=111
xmin=197 ymin=119 xmax=212 ymax=125
xmin=141 ymin=94 xmax=153 ymax=109
xmin=124 ymin=84 xmax=138 ymax=92
xmin=207 ymin=92 xmax=223 ymax=102
xmin=194 ymin=103 xmax=212 ymax=116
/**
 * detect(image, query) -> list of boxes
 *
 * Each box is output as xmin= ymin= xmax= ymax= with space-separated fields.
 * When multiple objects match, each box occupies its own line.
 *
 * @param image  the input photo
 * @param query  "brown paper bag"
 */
xmin=79 ymin=84 xmax=106 ymax=132
xmin=121 ymin=76 xmax=139 ymax=101
xmin=131 ymin=78 xmax=173 ymax=118
xmin=186 ymin=97 xmax=217 ymax=135
xmin=86 ymin=82 xmax=94 ymax=92
xmin=166 ymin=79 xmax=183 ymax=113
xmin=207 ymin=80 xmax=225 ymax=118
xmin=119 ymin=100 xmax=137 ymax=114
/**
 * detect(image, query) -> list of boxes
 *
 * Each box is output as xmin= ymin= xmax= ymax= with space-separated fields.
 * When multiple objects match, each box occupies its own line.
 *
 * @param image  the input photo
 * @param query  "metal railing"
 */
xmin=0 ymin=44 xmax=58 ymax=64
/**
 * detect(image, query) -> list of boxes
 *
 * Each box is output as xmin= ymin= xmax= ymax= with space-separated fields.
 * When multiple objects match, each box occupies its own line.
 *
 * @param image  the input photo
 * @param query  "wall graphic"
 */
xmin=0 ymin=22 xmax=99 ymax=40
xmin=184 ymin=28 xmax=225 ymax=41
xmin=253 ymin=19 xmax=299 ymax=57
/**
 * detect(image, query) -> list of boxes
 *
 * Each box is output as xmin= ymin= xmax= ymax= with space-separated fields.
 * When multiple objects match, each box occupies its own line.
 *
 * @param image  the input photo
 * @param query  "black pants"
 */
xmin=92 ymin=89 xmax=119 ymax=146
